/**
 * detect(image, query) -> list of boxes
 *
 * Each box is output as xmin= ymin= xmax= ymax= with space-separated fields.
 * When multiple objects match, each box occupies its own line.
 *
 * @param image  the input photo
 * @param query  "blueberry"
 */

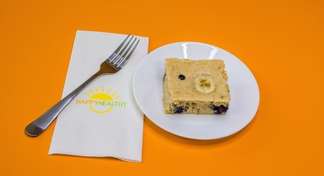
xmin=174 ymin=106 xmax=184 ymax=113
xmin=210 ymin=105 xmax=217 ymax=111
xmin=173 ymin=106 xmax=188 ymax=113
xmin=178 ymin=74 xmax=185 ymax=80
xmin=210 ymin=105 xmax=221 ymax=114
xmin=210 ymin=105 xmax=228 ymax=114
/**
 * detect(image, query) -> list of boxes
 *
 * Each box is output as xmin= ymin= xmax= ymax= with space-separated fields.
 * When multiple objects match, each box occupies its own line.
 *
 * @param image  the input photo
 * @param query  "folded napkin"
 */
xmin=49 ymin=30 xmax=149 ymax=162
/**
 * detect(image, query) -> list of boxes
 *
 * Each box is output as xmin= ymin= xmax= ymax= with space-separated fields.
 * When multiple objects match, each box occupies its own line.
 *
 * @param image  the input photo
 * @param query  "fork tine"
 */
xmin=113 ymin=34 xmax=131 ymax=55
xmin=107 ymin=34 xmax=131 ymax=63
xmin=106 ymin=34 xmax=140 ymax=69
xmin=114 ymin=36 xmax=135 ymax=65
xmin=116 ymin=37 xmax=139 ymax=67
xmin=118 ymin=39 xmax=140 ymax=68
xmin=114 ymin=36 xmax=134 ymax=62
xmin=125 ymin=38 xmax=139 ymax=60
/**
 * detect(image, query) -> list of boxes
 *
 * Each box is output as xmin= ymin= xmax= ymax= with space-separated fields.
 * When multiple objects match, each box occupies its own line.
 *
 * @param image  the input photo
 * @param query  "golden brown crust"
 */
xmin=162 ymin=58 xmax=230 ymax=115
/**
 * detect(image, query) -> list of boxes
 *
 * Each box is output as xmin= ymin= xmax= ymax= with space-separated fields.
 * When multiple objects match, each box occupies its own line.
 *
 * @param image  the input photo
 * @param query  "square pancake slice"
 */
xmin=162 ymin=58 xmax=230 ymax=115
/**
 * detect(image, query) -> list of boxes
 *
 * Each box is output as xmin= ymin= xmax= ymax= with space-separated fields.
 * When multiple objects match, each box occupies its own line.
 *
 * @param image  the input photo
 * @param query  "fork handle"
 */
xmin=25 ymin=74 xmax=99 ymax=137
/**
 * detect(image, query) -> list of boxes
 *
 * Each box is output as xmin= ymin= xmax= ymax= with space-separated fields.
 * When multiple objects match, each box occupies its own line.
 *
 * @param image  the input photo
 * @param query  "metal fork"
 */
xmin=25 ymin=34 xmax=140 ymax=137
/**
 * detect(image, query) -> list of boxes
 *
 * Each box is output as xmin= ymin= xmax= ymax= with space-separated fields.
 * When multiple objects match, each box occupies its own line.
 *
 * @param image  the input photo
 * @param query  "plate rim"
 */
xmin=132 ymin=41 xmax=260 ymax=140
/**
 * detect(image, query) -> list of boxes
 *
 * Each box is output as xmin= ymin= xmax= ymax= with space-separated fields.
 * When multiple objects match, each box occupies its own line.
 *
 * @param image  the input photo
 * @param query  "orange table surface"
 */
xmin=1 ymin=0 xmax=323 ymax=175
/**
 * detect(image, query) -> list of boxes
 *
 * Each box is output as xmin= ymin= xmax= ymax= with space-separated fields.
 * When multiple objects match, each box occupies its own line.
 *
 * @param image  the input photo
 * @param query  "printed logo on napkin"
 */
xmin=75 ymin=87 xmax=127 ymax=114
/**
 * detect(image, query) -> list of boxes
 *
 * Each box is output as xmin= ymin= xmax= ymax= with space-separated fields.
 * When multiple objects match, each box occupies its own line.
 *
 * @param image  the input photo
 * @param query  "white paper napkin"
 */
xmin=49 ymin=30 xmax=149 ymax=162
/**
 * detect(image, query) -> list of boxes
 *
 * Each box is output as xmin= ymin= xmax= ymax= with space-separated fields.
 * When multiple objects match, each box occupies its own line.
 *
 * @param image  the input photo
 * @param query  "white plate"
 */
xmin=132 ymin=42 xmax=260 ymax=140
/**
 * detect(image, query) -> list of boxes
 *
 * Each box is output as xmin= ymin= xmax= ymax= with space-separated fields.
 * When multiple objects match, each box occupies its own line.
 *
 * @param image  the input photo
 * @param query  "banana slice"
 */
xmin=194 ymin=75 xmax=216 ymax=94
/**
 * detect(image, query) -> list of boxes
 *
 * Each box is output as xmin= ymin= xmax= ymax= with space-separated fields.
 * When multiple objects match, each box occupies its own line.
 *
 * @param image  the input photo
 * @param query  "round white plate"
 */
xmin=132 ymin=42 xmax=260 ymax=140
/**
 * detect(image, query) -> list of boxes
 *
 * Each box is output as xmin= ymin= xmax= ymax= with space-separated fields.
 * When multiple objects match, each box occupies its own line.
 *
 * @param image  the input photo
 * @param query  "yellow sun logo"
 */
xmin=75 ymin=87 xmax=127 ymax=114
xmin=75 ymin=87 xmax=125 ymax=114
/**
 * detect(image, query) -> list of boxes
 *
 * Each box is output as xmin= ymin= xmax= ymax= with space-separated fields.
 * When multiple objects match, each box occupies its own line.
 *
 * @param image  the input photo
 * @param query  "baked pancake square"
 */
xmin=162 ymin=58 xmax=230 ymax=115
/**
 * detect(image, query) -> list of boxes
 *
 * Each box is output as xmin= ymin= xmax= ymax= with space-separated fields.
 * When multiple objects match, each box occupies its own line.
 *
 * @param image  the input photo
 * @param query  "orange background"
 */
xmin=1 ymin=0 xmax=324 ymax=175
